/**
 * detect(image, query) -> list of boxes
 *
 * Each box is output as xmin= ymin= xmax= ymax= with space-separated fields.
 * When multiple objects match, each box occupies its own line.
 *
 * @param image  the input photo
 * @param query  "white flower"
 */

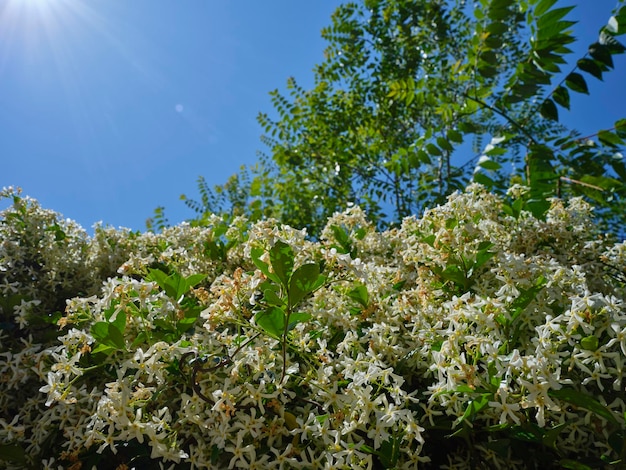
xmin=489 ymin=384 xmax=521 ymax=425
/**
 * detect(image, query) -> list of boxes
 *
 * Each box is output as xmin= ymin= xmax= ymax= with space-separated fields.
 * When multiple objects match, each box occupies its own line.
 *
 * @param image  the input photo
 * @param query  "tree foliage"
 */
xmin=180 ymin=0 xmax=626 ymax=237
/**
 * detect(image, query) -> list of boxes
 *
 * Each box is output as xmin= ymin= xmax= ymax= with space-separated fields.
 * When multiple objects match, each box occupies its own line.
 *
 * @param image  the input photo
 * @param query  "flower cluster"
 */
xmin=1 ymin=184 xmax=625 ymax=469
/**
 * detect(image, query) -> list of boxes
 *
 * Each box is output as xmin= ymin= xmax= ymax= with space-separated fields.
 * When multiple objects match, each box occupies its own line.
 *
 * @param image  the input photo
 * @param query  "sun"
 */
xmin=1 ymin=0 xmax=64 ymax=42
xmin=0 ymin=0 xmax=111 ymax=74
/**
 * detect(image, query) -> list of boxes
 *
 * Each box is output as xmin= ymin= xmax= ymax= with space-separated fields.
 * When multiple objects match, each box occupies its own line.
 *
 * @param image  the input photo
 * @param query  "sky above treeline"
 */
xmin=2 ymin=0 xmax=625 ymax=233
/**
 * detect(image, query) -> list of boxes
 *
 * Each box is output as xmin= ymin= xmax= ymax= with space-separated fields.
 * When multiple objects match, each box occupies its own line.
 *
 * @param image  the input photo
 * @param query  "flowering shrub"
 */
xmin=1 ymin=184 xmax=626 ymax=469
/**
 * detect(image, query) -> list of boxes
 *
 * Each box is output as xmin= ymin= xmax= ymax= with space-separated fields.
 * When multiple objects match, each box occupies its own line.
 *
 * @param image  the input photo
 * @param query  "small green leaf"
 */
xmin=251 ymin=248 xmax=281 ymax=284
xmin=46 ymin=224 xmax=67 ymax=242
xmin=111 ymin=310 xmax=126 ymax=336
xmin=437 ymin=264 xmax=469 ymax=289
xmin=473 ymin=172 xmax=496 ymax=188
xmin=91 ymin=343 xmax=115 ymax=355
xmin=580 ymin=335 xmax=599 ymax=351
xmin=330 ymin=225 xmax=353 ymax=254
xmin=559 ymin=459 xmax=594 ymax=470
xmin=287 ymin=312 xmax=312 ymax=331
xmin=186 ymin=273 xmax=208 ymax=289
xmin=148 ymin=269 xmax=175 ymax=298
xmin=534 ymin=0 xmax=558 ymax=17
xmin=598 ymin=130 xmax=625 ymax=147
xmin=475 ymin=245 xmax=496 ymax=269
xmin=539 ymin=98 xmax=559 ymax=122
xmin=148 ymin=269 xmax=203 ymax=301
xmin=456 ymin=393 xmax=490 ymax=426
xmin=577 ymin=58 xmax=603 ymax=80
xmin=289 ymin=263 xmax=324 ymax=307
xmin=616 ymin=118 xmax=626 ymax=138
xmin=542 ymin=422 xmax=568 ymax=448
xmin=91 ymin=321 xmax=109 ymax=341
xmin=447 ymin=129 xmax=464 ymax=143
xmin=107 ymin=324 xmax=126 ymax=350
xmin=589 ymin=43 xmax=614 ymax=68
xmin=255 ymin=307 xmax=285 ymax=339
xmin=347 ymin=284 xmax=369 ymax=308
xmin=91 ymin=322 xmax=126 ymax=351
xmin=426 ymin=143 xmax=442 ymax=156
xmin=378 ymin=436 xmax=401 ymax=468
xmin=264 ymin=288 xmax=285 ymax=307
xmin=608 ymin=429 xmax=625 ymax=455
xmin=0 ymin=444 xmax=26 ymax=464
xmin=131 ymin=331 xmax=150 ymax=349
xmin=437 ymin=136 xmax=454 ymax=152
xmin=565 ymin=72 xmax=589 ymax=94
xmin=478 ymin=156 xmax=503 ymax=171
xmin=549 ymin=387 xmax=618 ymax=424
xmin=552 ymin=86 xmax=570 ymax=110
xmin=270 ymin=241 xmax=295 ymax=288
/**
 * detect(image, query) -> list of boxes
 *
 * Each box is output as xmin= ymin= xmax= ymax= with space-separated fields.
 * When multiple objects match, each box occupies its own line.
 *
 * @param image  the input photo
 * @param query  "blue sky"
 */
xmin=1 ymin=0 xmax=624 ymax=233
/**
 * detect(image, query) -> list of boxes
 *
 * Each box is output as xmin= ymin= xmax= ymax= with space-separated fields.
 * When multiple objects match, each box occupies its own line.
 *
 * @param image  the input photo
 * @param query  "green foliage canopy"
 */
xmin=177 ymin=0 xmax=626 ymax=238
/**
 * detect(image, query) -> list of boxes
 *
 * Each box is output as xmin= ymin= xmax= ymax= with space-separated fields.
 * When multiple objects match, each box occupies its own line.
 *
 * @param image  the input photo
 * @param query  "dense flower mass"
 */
xmin=1 ymin=184 xmax=626 ymax=469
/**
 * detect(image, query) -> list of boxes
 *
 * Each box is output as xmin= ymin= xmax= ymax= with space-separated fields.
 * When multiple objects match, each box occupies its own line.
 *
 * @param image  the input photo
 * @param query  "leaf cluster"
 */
xmin=179 ymin=0 xmax=626 ymax=240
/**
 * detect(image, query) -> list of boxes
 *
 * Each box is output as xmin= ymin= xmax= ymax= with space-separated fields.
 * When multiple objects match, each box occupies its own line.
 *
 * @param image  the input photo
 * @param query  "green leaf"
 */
xmin=111 ymin=310 xmax=126 ymax=336
xmin=504 ymin=424 xmax=544 ymax=444
xmin=91 ymin=343 xmax=115 ymax=355
xmin=147 ymin=269 xmax=204 ymax=301
xmin=270 ymin=241 xmax=295 ymax=288
xmin=598 ymin=130 xmax=625 ymax=147
xmin=577 ymin=58 xmax=603 ymax=80
xmin=474 ymin=245 xmax=496 ymax=270
xmin=589 ymin=43 xmax=614 ymax=68
xmin=436 ymin=263 xmax=469 ymax=290
xmin=255 ymin=307 xmax=285 ymax=339
xmin=478 ymin=156 xmax=502 ymax=171
xmin=611 ymin=159 xmax=626 ymax=181
xmin=565 ymin=72 xmax=589 ymax=94
xmin=186 ymin=273 xmax=208 ymax=289
xmin=509 ymin=276 xmax=546 ymax=323
xmin=177 ymin=315 xmax=200 ymax=334
xmin=580 ymin=335 xmax=599 ymax=351
xmin=148 ymin=268 xmax=175 ymax=298
xmin=330 ymin=225 xmax=353 ymax=254
xmin=378 ymin=436 xmax=401 ymax=468
xmin=287 ymin=312 xmax=312 ymax=331
xmin=251 ymin=248 xmax=281 ymax=284
xmin=426 ymin=142 xmax=443 ymax=156
xmin=106 ymin=323 xmax=126 ymax=350
xmin=559 ymin=459 xmax=594 ymax=470
xmin=608 ymin=429 xmax=625 ymax=455
xmin=540 ymin=98 xmax=559 ymax=121
xmin=616 ymin=118 xmax=626 ymax=138
xmin=552 ymin=86 xmax=570 ymax=110
xmin=542 ymin=422 xmax=568 ymax=448
xmin=456 ymin=393 xmax=491 ymax=426
xmin=534 ymin=0 xmax=558 ymax=17
xmin=0 ymin=444 xmax=26 ymax=464
xmin=437 ymin=136 xmax=454 ymax=152
xmin=131 ymin=331 xmax=150 ymax=349
xmin=447 ymin=129 xmax=464 ymax=144
xmin=46 ymin=224 xmax=67 ymax=242
xmin=264 ymin=288 xmax=285 ymax=307
xmin=347 ymin=284 xmax=369 ymax=308
xmin=91 ymin=322 xmax=126 ymax=351
xmin=473 ymin=172 xmax=496 ymax=188
xmin=536 ymin=6 xmax=575 ymax=38
xmin=91 ymin=321 xmax=109 ymax=341
xmin=549 ymin=388 xmax=618 ymax=424
xmin=289 ymin=263 xmax=324 ymax=307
